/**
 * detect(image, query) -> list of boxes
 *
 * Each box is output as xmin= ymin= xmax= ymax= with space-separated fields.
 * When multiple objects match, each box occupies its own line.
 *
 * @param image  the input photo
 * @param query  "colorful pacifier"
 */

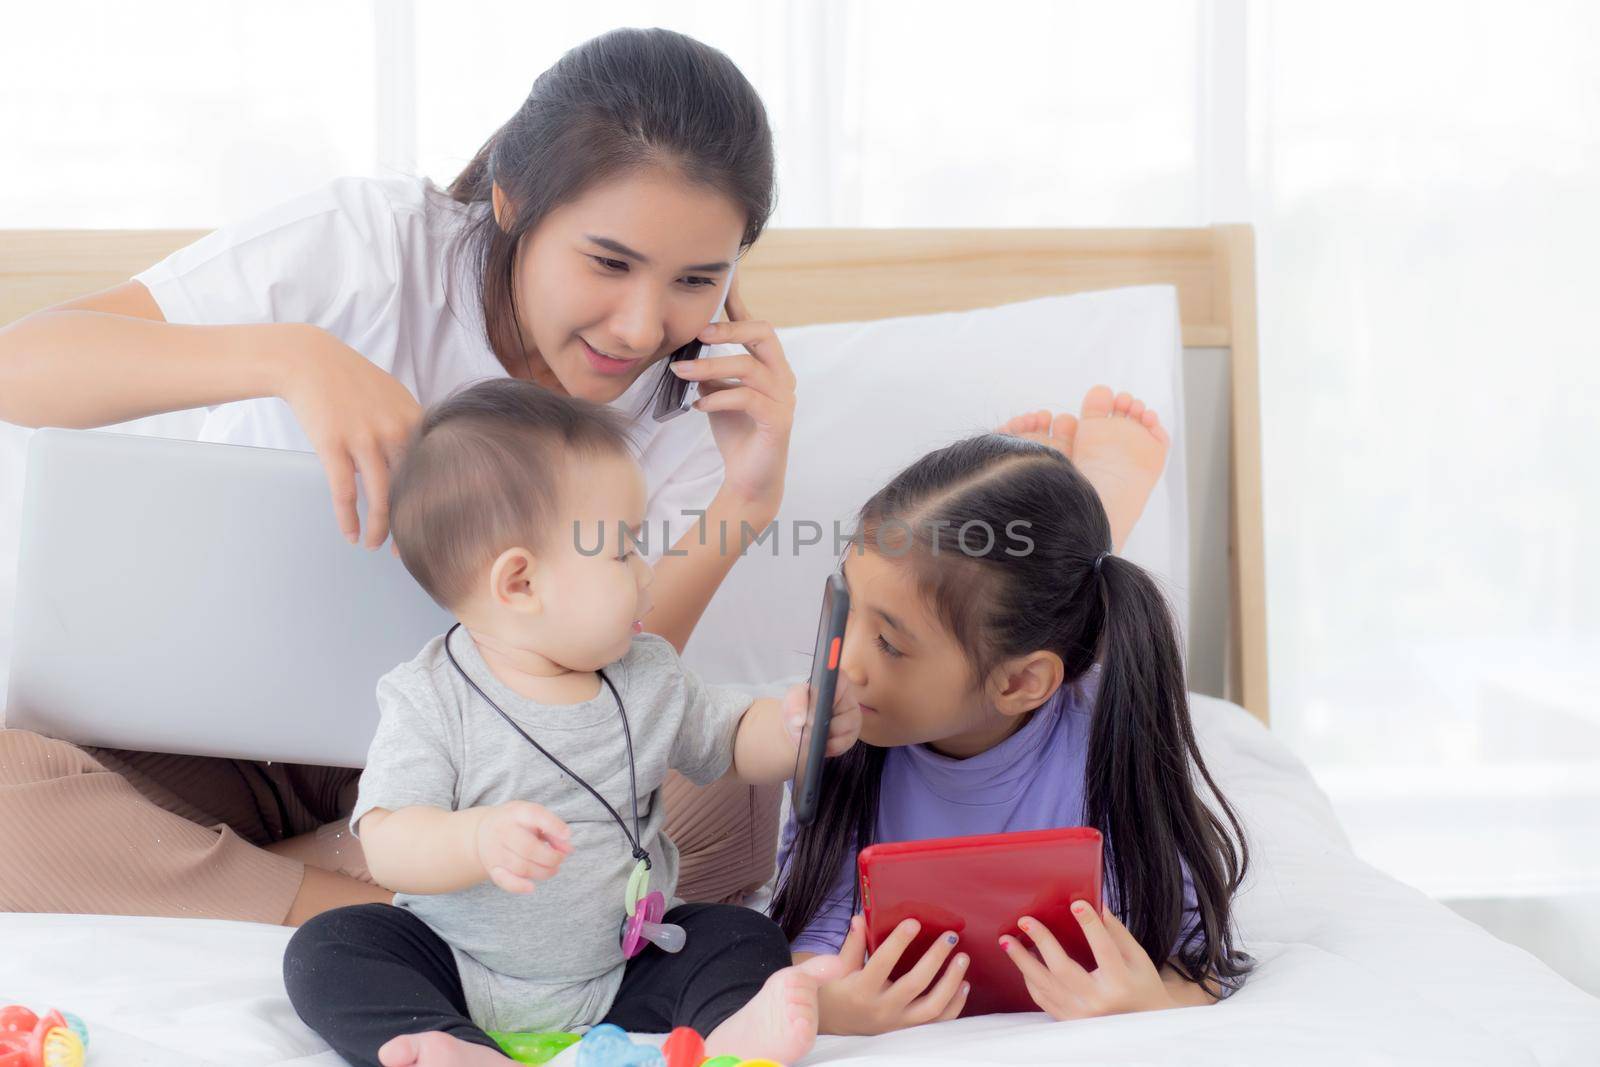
xmin=619 ymin=890 xmax=685 ymax=959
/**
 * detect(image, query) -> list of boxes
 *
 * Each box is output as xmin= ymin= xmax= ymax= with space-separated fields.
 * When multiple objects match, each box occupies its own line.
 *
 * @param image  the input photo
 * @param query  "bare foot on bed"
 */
xmin=999 ymin=386 xmax=1169 ymax=552
xmin=705 ymin=954 xmax=845 ymax=1064
xmin=378 ymin=1031 xmax=510 ymax=1067
xmin=998 ymin=408 xmax=1079 ymax=456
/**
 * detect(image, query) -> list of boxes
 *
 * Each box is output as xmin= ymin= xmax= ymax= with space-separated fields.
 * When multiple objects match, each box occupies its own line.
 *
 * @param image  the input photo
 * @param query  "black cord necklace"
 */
xmin=442 ymin=623 xmax=650 ymax=870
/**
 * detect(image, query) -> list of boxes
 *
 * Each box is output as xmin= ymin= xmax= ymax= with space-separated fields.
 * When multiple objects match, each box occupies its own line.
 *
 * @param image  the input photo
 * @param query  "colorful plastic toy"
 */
xmin=493 ymin=1023 xmax=786 ymax=1067
xmin=659 ymin=1027 xmax=705 ymax=1067
xmin=575 ymin=1024 xmax=663 ymax=1067
xmin=0 ymin=1005 xmax=88 ymax=1067
xmin=489 ymin=1029 xmax=581 ymax=1064
xmin=620 ymin=891 xmax=685 ymax=960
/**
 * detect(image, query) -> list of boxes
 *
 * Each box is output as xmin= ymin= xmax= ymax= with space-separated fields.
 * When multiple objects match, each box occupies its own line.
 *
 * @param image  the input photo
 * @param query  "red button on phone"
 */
xmin=827 ymin=637 xmax=841 ymax=671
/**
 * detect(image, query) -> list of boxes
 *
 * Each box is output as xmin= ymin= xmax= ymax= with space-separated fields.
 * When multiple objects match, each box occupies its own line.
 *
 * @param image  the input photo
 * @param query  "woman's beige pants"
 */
xmin=0 ymin=728 xmax=781 ymax=923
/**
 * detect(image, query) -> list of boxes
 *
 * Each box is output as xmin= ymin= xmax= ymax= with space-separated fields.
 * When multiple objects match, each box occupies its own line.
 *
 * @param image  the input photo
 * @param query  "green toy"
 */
xmin=489 ymin=1030 xmax=582 ymax=1064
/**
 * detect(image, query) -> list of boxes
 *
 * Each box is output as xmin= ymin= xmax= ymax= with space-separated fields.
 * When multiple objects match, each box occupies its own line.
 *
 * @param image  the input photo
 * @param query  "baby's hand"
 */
xmin=473 ymin=801 xmax=572 ymax=894
xmin=782 ymin=681 xmax=863 ymax=757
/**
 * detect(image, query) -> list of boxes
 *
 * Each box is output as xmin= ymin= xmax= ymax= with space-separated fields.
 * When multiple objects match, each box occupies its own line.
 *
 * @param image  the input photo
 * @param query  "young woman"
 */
xmin=0 ymin=27 xmax=796 ymax=928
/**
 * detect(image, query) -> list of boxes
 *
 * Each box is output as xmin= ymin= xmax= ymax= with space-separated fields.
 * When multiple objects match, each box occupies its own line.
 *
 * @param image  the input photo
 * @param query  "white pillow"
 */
xmin=682 ymin=285 xmax=1188 ymax=688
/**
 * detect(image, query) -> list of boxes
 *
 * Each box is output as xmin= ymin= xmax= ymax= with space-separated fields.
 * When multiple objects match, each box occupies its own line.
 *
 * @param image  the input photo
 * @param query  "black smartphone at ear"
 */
xmin=793 ymin=572 xmax=851 ymax=825
xmin=654 ymin=269 xmax=735 ymax=423
xmin=652 ymin=338 xmax=703 ymax=422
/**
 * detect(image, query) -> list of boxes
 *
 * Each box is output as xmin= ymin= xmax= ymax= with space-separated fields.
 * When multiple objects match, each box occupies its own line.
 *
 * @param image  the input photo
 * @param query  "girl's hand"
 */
xmin=999 ymin=902 xmax=1176 ymax=1019
xmin=473 ymin=800 xmax=573 ymax=894
xmin=275 ymin=324 xmax=423 ymax=549
xmin=816 ymin=915 xmax=971 ymax=1035
xmin=781 ymin=681 xmax=863 ymax=757
xmin=668 ymin=275 xmax=797 ymax=514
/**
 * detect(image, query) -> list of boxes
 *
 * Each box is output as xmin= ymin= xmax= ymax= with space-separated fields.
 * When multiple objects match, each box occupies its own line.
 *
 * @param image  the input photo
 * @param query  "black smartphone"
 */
xmin=793 ymin=572 xmax=850 ymax=825
xmin=654 ymin=272 xmax=735 ymax=423
xmin=652 ymin=338 xmax=703 ymax=422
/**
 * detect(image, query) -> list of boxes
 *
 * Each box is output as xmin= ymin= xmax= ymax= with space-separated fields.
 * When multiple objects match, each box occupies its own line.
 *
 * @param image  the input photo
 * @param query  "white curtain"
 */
xmin=3 ymin=0 xmax=1597 ymax=899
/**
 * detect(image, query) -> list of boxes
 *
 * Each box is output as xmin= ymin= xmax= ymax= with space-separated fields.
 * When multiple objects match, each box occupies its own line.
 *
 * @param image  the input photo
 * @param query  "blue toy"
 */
xmin=574 ymin=1024 xmax=664 ymax=1067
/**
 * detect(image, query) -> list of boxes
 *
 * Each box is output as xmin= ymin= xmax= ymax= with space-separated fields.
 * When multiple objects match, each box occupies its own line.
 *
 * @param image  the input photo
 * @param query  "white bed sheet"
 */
xmin=5 ymin=695 xmax=1598 ymax=1066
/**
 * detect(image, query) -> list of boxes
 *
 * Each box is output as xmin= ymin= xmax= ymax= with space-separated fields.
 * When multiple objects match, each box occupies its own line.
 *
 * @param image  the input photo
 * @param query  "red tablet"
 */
xmin=858 ymin=827 xmax=1103 ymax=1017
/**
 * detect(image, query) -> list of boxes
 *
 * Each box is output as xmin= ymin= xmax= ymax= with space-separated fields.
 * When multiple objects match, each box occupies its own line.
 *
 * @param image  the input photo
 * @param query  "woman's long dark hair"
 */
xmin=444 ymin=28 xmax=775 ymax=410
xmin=770 ymin=434 xmax=1254 ymax=994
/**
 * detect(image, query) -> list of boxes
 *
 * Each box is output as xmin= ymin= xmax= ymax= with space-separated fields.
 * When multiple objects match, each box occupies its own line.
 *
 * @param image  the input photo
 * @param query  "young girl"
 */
xmin=771 ymin=432 xmax=1253 ymax=1034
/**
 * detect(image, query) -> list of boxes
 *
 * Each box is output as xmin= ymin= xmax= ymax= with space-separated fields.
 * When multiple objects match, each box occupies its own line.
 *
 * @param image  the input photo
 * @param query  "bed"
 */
xmin=3 ymin=226 xmax=1598 ymax=1065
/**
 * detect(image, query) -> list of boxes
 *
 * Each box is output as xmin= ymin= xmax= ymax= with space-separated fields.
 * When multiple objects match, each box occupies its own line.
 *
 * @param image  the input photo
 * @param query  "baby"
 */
xmin=283 ymin=378 xmax=854 ymax=1067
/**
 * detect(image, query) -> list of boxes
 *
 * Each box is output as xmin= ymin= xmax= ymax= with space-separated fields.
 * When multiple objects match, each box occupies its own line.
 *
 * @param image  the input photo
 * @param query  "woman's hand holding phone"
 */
xmin=813 ymin=914 xmax=971 ymax=1035
xmin=667 ymin=275 xmax=797 ymax=513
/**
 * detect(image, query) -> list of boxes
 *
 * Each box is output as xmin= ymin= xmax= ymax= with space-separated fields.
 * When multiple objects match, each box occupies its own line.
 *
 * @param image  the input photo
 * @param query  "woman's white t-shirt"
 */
xmin=133 ymin=176 xmax=726 ymax=563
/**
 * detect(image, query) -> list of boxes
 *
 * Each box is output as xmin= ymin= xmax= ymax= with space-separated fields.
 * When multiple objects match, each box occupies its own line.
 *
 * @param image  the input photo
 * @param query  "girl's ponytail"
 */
xmin=1088 ymin=554 xmax=1253 ymax=993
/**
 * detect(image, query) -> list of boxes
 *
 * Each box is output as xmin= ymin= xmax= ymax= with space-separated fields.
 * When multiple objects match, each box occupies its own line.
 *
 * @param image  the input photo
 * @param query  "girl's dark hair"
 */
xmin=770 ymin=434 xmax=1254 ymax=994
xmin=445 ymin=28 xmax=775 ymax=414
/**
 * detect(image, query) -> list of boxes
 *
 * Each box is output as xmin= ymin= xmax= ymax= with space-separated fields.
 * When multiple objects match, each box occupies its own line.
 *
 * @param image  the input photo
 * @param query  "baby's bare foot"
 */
xmin=705 ymin=954 xmax=845 ymax=1065
xmin=1070 ymin=385 xmax=1170 ymax=552
xmin=377 ymin=1031 xmax=511 ymax=1067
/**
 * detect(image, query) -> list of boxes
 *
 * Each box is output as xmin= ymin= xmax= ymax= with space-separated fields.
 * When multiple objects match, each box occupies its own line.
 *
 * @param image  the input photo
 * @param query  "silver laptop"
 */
xmin=5 ymin=429 xmax=453 ymax=767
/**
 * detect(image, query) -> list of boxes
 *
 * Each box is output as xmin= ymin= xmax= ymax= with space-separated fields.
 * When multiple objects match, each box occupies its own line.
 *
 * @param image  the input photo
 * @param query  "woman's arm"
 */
xmin=0 ymin=281 xmax=423 ymax=547
xmin=641 ymin=485 xmax=778 ymax=652
xmin=638 ymin=276 xmax=797 ymax=653
xmin=0 ymin=282 xmax=295 ymax=428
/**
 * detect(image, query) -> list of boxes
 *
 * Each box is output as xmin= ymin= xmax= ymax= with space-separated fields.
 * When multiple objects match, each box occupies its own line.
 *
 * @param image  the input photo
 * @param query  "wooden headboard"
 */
xmin=0 ymin=226 xmax=1269 ymax=722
